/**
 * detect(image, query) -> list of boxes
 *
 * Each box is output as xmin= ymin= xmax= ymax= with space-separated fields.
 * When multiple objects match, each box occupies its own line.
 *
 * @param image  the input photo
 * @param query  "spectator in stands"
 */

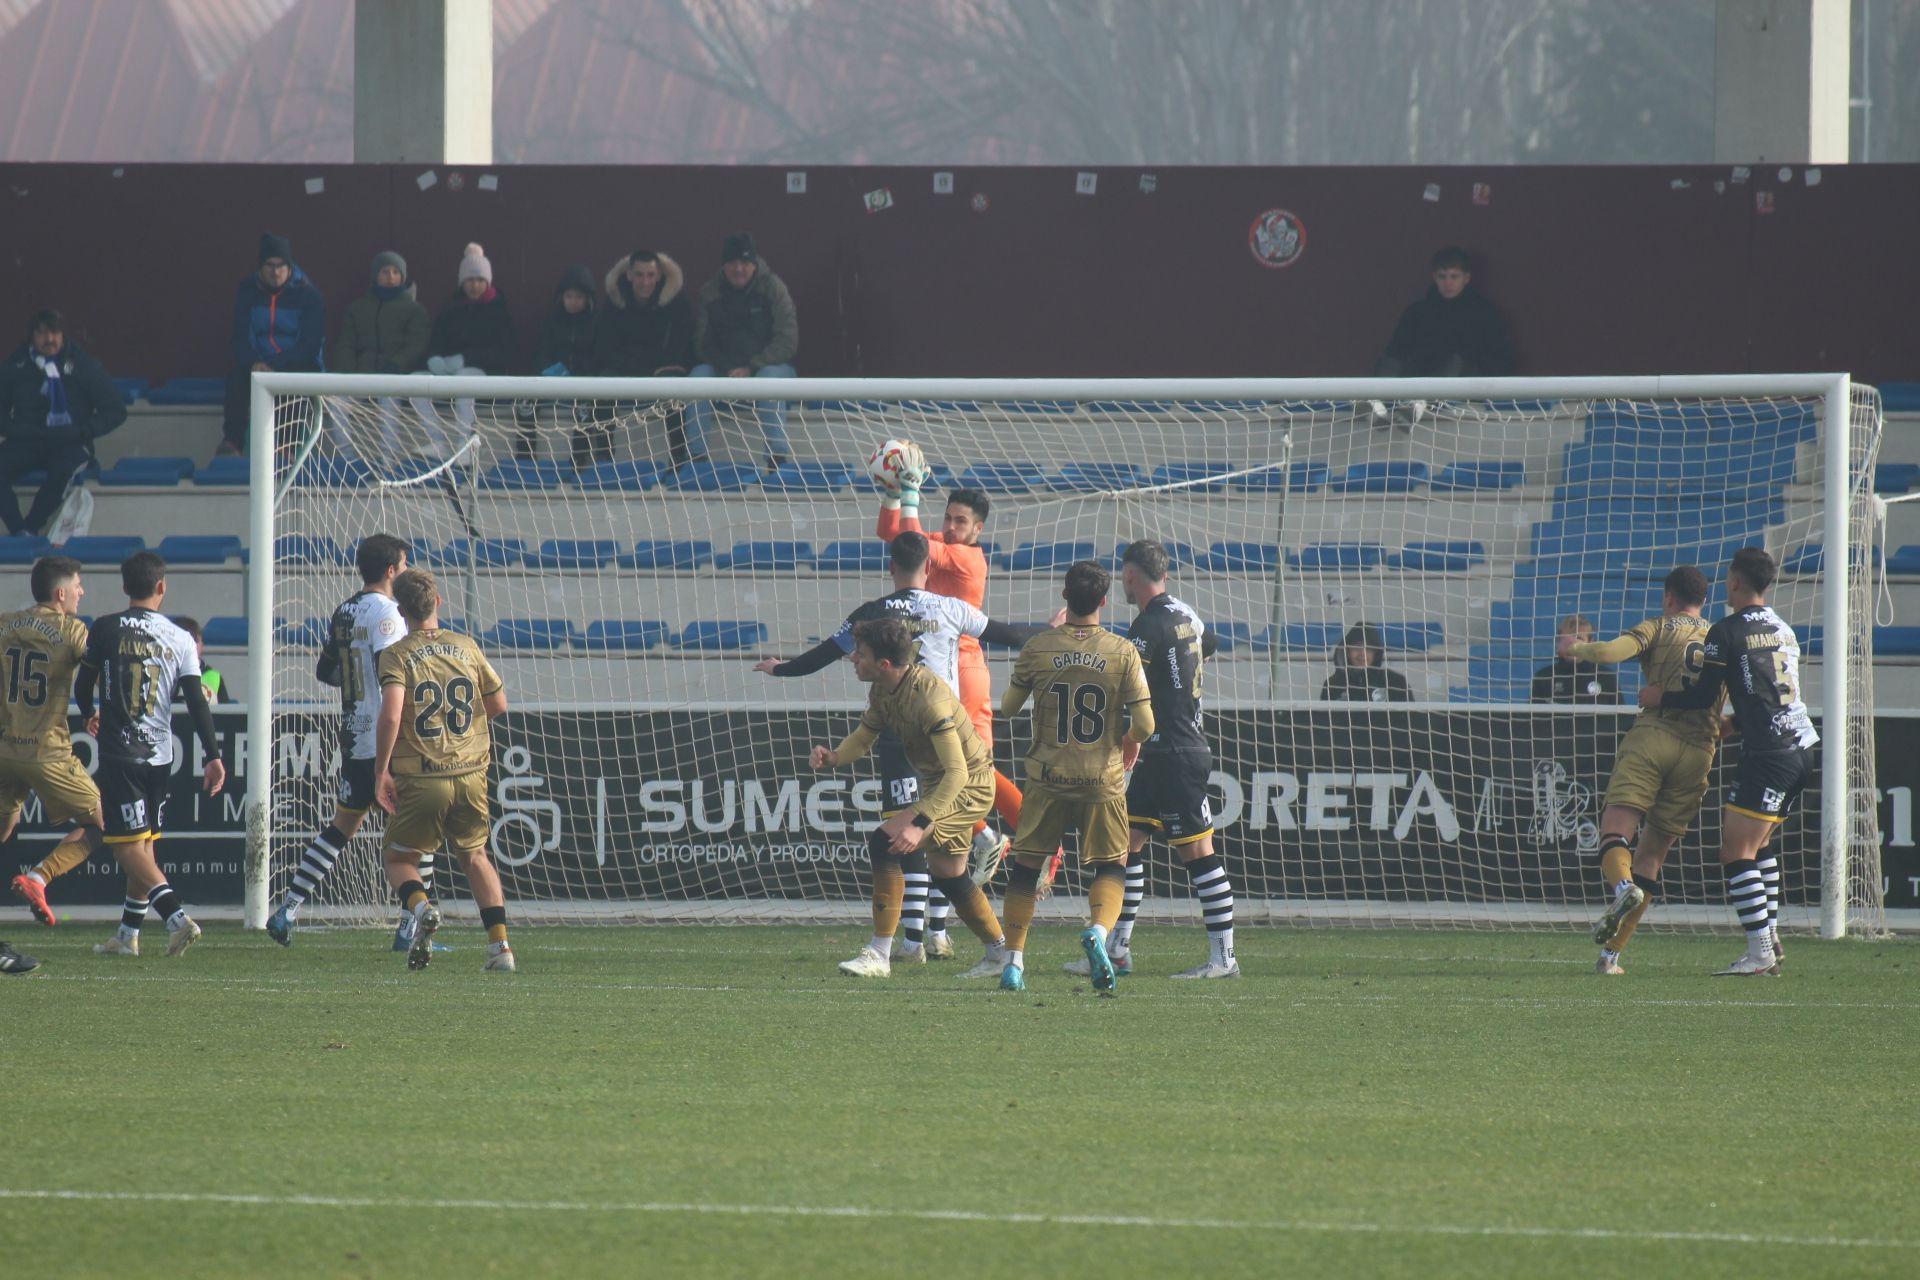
xmin=327 ymin=251 xmax=429 ymax=464
xmin=219 ymin=232 xmax=325 ymax=456
xmin=687 ymin=232 xmax=798 ymax=469
xmin=597 ymin=250 xmax=695 ymax=467
xmin=1532 ymin=613 xmax=1620 ymax=705
xmin=412 ymin=242 xmax=516 ymax=440
xmin=169 ymin=617 xmax=233 ymax=704
xmin=521 ymin=265 xmax=608 ymax=465
xmin=1320 ymin=623 xmax=1414 ymax=703
xmin=0 ymin=309 xmax=126 ymax=538
xmin=1368 ymin=246 xmax=1512 ymax=430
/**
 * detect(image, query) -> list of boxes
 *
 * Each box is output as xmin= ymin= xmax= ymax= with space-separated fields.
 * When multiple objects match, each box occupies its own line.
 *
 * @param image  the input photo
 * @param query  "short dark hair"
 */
xmin=356 ymin=533 xmax=410 ymax=585
xmin=1063 ymin=560 xmax=1110 ymax=616
xmin=1729 ymin=547 xmax=1776 ymax=596
xmin=172 ymin=615 xmax=203 ymax=642
xmin=627 ymin=250 xmax=659 ymax=267
xmin=852 ymin=617 xmax=914 ymax=667
xmin=121 ymin=551 xmax=166 ymax=599
xmin=1120 ymin=539 xmax=1170 ymax=583
xmin=1430 ymin=246 xmax=1471 ymax=272
xmin=888 ymin=530 xmax=931 ymax=575
xmin=1664 ymin=565 xmax=1709 ymax=607
xmin=29 ymin=555 xmax=81 ymax=603
xmin=946 ymin=489 xmax=990 ymax=523
xmin=392 ymin=568 xmax=439 ymax=624
xmin=28 ymin=308 xmax=63 ymax=337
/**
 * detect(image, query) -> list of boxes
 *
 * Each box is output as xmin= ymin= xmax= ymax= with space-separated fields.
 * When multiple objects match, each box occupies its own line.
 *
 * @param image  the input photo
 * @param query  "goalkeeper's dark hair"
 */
xmin=1062 ymin=560 xmax=1111 ymax=617
xmin=852 ymin=617 xmax=914 ymax=668
xmin=1120 ymin=539 xmax=1170 ymax=584
xmin=357 ymin=533 xmax=411 ymax=585
xmin=947 ymin=488 xmax=990 ymax=522
xmin=121 ymin=551 xmax=166 ymax=599
xmin=889 ymin=530 xmax=931 ymax=576
xmin=1728 ymin=546 xmax=1776 ymax=597
xmin=1664 ymin=564 xmax=1709 ymax=607
xmin=171 ymin=615 xmax=203 ymax=643
xmin=392 ymin=568 xmax=440 ymax=624
xmin=29 ymin=555 xmax=81 ymax=603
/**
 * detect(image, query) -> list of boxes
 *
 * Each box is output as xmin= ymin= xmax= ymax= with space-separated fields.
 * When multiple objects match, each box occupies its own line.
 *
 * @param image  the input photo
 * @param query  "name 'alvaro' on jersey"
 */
xmin=84 ymin=608 xmax=200 ymax=767
xmin=317 ymin=590 xmax=406 ymax=759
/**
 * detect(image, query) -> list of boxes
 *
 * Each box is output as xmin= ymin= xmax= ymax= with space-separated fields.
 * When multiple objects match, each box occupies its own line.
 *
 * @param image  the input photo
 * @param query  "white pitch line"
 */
xmin=0 ymin=1188 xmax=1909 ymax=1251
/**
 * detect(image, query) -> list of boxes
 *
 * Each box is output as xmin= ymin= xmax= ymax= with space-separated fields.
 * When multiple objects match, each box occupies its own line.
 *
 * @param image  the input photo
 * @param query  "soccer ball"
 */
xmin=865 ymin=438 xmax=927 ymax=493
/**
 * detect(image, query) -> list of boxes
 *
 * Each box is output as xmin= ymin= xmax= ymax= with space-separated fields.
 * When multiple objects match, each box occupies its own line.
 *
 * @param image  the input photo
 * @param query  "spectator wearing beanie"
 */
xmin=0 ymin=308 xmax=126 ymax=537
xmin=596 ymin=249 xmax=695 ymax=466
xmin=219 ymin=231 xmax=326 ymax=456
xmin=325 ymin=250 xmax=430 ymax=463
xmin=687 ymin=231 xmax=798 ymax=469
xmin=412 ymin=242 xmax=516 ymax=436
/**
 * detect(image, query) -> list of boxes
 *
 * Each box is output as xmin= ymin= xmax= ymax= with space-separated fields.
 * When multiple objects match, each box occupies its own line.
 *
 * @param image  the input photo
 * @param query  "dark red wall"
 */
xmin=2 ymin=162 xmax=1915 ymax=383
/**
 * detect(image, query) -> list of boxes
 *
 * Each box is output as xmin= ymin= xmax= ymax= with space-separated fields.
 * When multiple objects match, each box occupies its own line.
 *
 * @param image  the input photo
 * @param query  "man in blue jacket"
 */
xmin=218 ymin=232 xmax=325 ymax=456
xmin=0 ymin=310 xmax=126 ymax=537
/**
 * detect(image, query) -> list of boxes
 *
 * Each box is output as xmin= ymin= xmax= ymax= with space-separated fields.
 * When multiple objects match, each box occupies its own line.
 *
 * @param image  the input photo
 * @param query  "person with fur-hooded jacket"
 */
xmin=594 ymin=249 xmax=696 ymax=465
xmin=685 ymin=232 xmax=798 ymax=468
xmin=1320 ymin=623 xmax=1414 ymax=703
xmin=218 ymin=231 xmax=325 ymax=455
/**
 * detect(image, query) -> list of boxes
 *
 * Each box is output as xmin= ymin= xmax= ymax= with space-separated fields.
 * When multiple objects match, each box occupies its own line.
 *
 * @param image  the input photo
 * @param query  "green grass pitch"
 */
xmin=1 ymin=923 xmax=1914 ymax=1278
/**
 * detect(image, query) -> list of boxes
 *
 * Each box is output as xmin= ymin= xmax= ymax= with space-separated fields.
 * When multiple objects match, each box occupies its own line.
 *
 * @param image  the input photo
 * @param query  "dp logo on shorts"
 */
xmin=1248 ymin=209 xmax=1306 ymax=269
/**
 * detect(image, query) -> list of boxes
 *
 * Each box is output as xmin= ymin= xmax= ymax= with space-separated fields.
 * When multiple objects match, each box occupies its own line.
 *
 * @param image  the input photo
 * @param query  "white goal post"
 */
xmin=245 ymin=373 xmax=1886 ymax=937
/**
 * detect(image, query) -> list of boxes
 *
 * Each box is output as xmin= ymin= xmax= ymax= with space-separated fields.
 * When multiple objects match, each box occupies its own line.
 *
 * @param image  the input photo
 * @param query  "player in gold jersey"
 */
xmin=1565 ymin=565 xmax=1720 ymax=974
xmin=373 ymin=569 xmax=515 ymax=972
xmin=993 ymin=561 xmax=1153 ymax=994
xmin=808 ymin=617 xmax=1012 ymax=978
xmin=4 ymin=556 xmax=108 ymax=927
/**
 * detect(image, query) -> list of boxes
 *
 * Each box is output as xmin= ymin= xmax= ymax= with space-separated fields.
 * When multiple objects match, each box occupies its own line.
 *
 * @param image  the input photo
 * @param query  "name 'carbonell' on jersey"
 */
xmin=318 ymin=589 xmax=406 ymax=759
xmin=376 ymin=628 xmax=505 ymax=778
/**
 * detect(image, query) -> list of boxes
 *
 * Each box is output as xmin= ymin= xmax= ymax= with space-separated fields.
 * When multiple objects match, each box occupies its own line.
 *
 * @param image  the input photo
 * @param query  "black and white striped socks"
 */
xmin=1185 ymin=855 xmax=1236 ymax=965
xmin=282 ymin=823 xmax=348 ymax=918
xmin=1725 ymin=859 xmax=1772 ymax=958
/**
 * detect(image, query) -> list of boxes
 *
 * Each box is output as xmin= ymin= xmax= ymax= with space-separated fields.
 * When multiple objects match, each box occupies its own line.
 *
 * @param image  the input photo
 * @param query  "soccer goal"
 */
xmin=244 ymin=374 xmax=1889 ymax=938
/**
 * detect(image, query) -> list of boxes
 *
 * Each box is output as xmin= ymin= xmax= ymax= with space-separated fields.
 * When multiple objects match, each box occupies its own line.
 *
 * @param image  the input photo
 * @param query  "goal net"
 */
xmin=246 ymin=375 xmax=1887 ymax=937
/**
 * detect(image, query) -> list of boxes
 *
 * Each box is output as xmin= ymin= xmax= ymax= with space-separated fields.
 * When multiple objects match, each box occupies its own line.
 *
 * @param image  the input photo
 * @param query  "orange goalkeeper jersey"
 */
xmin=876 ymin=506 xmax=988 ymax=613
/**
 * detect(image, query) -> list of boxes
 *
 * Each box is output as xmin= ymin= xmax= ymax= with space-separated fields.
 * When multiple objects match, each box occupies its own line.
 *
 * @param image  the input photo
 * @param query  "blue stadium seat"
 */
xmin=1782 ymin=543 xmax=1881 ymax=575
xmin=1275 ymin=622 xmax=1345 ymax=651
xmin=1876 ymin=463 xmax=1920 ymax=494
xmin=1327 ymin=461 xmax=1429 ymax=494
xmin=1050 ymin=462 xmax=1146 ymax=492
xmin=673 ymin=620 xmax=768 ymax=651
xmin=763 ymin=461 xmax=856 ymax=493
xmin=202 ymin=616 xmax=249 ymax=647
xmin=667 ymin=460 xmax=762 ymax=492
xmin=433 ymin=537 xmax=527 ymax=568
xmin=1198 ymin=541 xmax=1281 ymax=573
xmin=1209 ymin=623 xmax=1269 ymax=654
xmin=112 ymin=377 xmax=150 ymax=405
xmin=274 ymin=617 xmax=328 ymax=648
xmin=99 ymin=456 xmax=194 ymax=487
xmin=618 ymin=540 xmax=713 ymax=570
xmin=0 ymin=536 xmax=50 ymax=565
xmin=1880 ymin=383 xmax=1920 ymax=412
xmin=575 ymin=460 xmax=665 ymax=491
xmin=192 ymin=455 xmax=252 ymax=485
xmin=1889 ymin=545 xmax=1920 ymax=575
xmin=144 ymin=377 xmax=225 ymax=406
xmin=483 ymin=619 xmax=576 ymax=651
xmin=1430 ymin=461 xmax=1525 ymax=491
xmin=717 ymin=541 xmax=816 ymax=572
xmin=482 ymin=459 xmax=575 ymax=490
xmin=523 ymin=539 xmax=618 ymax=570
xmin=1393 ymin=540 xmax=1486 ymax=572
xmin=1874 ymin=626 xmax=1920 ymax=656
xmin=292 ymin=455 xmax=374 ymax=488
xmin=1289 ymin=542 xmax=1385 ymax=571
xmin=816 ymin=540 xmax=891 ymax=573
xmin=155 ymin=535 xmax=243 ymax=565
xmin=997 ymin=541 xmax=1096 ymax=572
xmin=1380 ymin=622 xmax=1443 ymax=652
xmin=1233 ymin=461 xmax=1328 ymax=493
xmin=1150 ymin=462 xmax=1234 ymax=493
xmin=579 ymin=620 xmax=670 ymax=652
xmin=58 ymin=535 xmax=146 ymax=565
xmin=262 ymin=534 xmax=345 ymax=566
xmin=957 ymin=462 xmax=1046 ymax=493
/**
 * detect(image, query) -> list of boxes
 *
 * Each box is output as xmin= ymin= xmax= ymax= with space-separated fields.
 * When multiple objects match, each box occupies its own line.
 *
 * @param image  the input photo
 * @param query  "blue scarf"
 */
xmin=34 ymin=354 xmax=72 ymax=428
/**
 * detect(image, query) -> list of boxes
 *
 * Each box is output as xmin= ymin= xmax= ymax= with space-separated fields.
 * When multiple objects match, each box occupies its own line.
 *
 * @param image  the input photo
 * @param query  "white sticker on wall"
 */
xmin=1075 ymin=171 xmax=1098 ymax=195
xmin=416 ymin=170 xmax=438 ymax=191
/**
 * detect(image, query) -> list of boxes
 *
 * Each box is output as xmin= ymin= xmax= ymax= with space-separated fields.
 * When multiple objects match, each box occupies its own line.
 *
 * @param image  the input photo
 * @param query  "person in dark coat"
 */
xmin=219 ymin=231 xmax=326 ymax=455
xmin=596 ymin=250 xmax=696 ymax=466
xmin=0 ymin=309 xmax=126 ymax=536
xmin=1320 ymin=623 xmax=1415 ymax=703
xmin=411 ymin=242 xmax=516 ymax=437
xmin=1369 ymin=246 xmax=1513 ymax=429
xmin=326 ymin=250 xmax=431 ymax=463
xmin=686 ymin=232 xmax=799 ymax=468
xmin=521 ymin=264 xmax=612 ymax=466
xmin=1532 ymin=614 xmax=1621 ymax=705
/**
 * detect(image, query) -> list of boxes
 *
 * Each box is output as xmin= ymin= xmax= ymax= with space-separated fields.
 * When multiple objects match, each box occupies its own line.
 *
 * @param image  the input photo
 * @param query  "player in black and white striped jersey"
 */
xmin=77 ymin=552 xmax=226 ymax=957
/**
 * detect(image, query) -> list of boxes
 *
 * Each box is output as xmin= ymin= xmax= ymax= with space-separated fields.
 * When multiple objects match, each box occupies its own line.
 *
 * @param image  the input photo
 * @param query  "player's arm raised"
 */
xmin=755 ymin=636 xmax=844 ymax=677
xmin=1569 ymin=634 xmax=1646 ymax=666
